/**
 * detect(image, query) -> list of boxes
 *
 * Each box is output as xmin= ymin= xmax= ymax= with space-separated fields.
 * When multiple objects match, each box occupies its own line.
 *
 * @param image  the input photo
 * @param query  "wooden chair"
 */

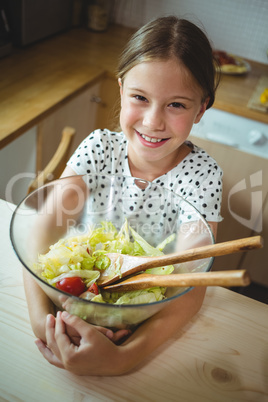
xmin=27 ymin=126 xmax=76 ymax=194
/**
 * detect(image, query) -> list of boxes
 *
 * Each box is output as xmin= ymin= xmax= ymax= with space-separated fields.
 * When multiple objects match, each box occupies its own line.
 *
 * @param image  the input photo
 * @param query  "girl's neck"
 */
xmin=128 ymin=142 xmax=191 ymax=182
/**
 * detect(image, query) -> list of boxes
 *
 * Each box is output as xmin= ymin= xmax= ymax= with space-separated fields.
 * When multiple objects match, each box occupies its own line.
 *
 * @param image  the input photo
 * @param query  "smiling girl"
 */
xmin=25 ymin=16 xmax=223 ymax=375
xmin=118 ymin=58 xmax=208 ymax=180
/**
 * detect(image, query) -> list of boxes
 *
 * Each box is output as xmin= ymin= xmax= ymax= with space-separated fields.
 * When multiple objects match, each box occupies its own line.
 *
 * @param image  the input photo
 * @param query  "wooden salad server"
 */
xmin=97 ymin=236 xmax=262 ymax=287
xmin=102 ymin=269 xmax=251 ymax=292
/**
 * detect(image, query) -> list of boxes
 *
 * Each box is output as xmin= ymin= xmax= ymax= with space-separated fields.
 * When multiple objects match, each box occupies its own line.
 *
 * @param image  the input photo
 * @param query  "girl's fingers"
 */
xmin=45 ymin=313 xmax=64 ymax=361
xmin=60 ymin=312 xmax=95 ymax=339
xmin=45 ymin=313 xmax=56 ymax=343
xmin=60 ymin=312 xmax=131 ymax=342
xmin=94 ymin=325 xmax=114 ymax=340
xmin=112 ymin=329 xmax=132 ymax=343
xmin=54 ymin=311 xmax=73 ymax=345
xmin=53 ymin=312 xmax=82 ymax=359
xmin=94 ymin=325 xmax=131 ymax=342
xmin=35 ymin=339 xmax=64 ymax=369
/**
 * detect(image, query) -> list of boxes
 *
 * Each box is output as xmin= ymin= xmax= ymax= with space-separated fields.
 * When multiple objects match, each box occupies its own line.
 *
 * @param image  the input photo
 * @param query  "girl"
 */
xmin=25 ymin=16 xmax=222 ymax=375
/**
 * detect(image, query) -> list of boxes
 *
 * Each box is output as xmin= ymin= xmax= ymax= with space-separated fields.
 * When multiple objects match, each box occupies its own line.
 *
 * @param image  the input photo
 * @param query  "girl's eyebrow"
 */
xmin=170 ymin=96 xmax=195 ymax=102
xmin=126 ymin=86 xmax=145 ymax=92
xmin=127 ymin=86 xmax=194 ymax=102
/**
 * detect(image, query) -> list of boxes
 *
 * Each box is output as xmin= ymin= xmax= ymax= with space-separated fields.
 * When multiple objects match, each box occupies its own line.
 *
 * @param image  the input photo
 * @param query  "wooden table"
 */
xmin=1 ymin=198 xmax=268 ymax=401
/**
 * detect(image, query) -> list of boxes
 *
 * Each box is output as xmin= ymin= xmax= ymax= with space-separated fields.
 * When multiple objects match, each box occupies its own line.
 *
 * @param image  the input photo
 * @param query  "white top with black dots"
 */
xmin=67 ymin=129 xmax=223 ymax=223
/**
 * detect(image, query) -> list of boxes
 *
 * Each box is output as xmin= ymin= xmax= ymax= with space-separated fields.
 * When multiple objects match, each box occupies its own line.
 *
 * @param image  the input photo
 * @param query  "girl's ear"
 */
xmin=118 ymin=78 xmax=123 ymax=96
xmin=194 ymin=97 xmax=210 ymax=124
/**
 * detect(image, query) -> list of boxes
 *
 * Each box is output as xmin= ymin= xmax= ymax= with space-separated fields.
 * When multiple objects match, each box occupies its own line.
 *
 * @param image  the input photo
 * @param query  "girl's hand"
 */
xmin=35 ymin=315 xmax=64 ymax=369
xmin=35 ymin=312 xmax=131 ymax=375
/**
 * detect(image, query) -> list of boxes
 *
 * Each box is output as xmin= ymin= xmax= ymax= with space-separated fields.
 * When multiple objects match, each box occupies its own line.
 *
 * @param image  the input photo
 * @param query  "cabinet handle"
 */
xmin=90 ymin=95 xmax=102 ymax=104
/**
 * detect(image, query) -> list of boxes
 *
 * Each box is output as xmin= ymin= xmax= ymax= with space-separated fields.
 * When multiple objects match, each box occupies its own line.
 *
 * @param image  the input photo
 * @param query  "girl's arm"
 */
xmin=26 ymin=161 xmax=218 ymax=372
xmin=35 ymin=220 xmax=217 ymax=375
xmin=23 ymin=269 xmax=56 ymax=342
xmin=23 ymin=166 xmax=129 ymax=343
xmin=36 ymin=286 xmax=206 ymax=376
xmin=23 ymin=166 xmax=78 ymax=341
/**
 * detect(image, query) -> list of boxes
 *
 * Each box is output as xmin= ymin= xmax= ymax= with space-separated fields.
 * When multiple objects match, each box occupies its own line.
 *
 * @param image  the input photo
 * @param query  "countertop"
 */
xmin=0 ymin=24 xmax=268 ymax=150
xmin=1 ymin=198 xmax=268 ymax=401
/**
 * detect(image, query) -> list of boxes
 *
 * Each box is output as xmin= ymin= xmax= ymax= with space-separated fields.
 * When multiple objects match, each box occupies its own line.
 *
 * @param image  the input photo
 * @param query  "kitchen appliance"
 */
xmin=191 ymin=108 xmax=268 ymax=160
xmin=6 ymin=0 xmax=72 ymax=46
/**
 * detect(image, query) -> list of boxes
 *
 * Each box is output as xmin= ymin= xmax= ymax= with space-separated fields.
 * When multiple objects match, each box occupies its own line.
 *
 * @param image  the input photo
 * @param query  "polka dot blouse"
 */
xmin=67 ymin=129 xmax=223 ymax=225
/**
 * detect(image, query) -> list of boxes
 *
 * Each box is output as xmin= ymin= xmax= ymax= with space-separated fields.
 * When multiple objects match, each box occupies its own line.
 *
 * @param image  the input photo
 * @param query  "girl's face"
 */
xmin=119 ymin=58 xmax=209 ymax=175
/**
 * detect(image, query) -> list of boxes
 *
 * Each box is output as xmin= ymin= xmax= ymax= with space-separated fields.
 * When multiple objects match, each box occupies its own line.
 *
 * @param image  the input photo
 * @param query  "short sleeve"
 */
xmin=67 ymin=129 xmax=106 ymax=175
xmin=67 ymin=129 xmax=129 ymax=176
xmin=184 ymin=162 xmax=223 ymax=222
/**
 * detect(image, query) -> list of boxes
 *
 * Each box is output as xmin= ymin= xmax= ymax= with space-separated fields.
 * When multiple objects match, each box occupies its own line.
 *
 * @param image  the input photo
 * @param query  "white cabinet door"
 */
xmin=0 ymin=82 xmax=101 ymax=204
xmin=240 ymin=196 xmax=268 ymax=286
xmin=0 ymin=127 xmax=37 ymax=204
xmin=189 ymin=135 xmax=268 ymax=285
xmin=37 ymin=82 xmax=101 ymax=170
xmin=95 ymin=76 xmax=120 ymax=131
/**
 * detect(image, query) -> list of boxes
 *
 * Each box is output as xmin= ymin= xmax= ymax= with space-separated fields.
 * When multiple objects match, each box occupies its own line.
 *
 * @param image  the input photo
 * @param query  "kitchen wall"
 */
xmin=112 ymin=0 xmax=268 ymax=64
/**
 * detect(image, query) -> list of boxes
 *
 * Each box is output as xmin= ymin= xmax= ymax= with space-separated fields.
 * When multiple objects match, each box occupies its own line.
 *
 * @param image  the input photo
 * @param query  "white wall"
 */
xmin=113 ymin=0 xmax=268 ymax=64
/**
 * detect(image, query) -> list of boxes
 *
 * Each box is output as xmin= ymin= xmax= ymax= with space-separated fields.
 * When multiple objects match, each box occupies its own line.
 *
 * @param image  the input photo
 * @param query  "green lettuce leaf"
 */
xmin=34 ymin=219 xmax=176 ymax=305
xmin=114 ymin=288 xmax=165 ymax=305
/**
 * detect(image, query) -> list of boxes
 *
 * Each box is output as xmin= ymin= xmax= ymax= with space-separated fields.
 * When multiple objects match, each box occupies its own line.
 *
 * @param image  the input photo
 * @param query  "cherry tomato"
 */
xmin=88 ymin=282 xmax=99 ymax=295
xmin=56 ymin=277 xmax=86 ymax=296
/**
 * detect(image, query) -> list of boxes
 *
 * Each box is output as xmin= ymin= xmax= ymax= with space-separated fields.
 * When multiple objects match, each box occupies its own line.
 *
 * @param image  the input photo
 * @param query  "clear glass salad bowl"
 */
xmin=10 ymin=174 xmax=214 ymax=329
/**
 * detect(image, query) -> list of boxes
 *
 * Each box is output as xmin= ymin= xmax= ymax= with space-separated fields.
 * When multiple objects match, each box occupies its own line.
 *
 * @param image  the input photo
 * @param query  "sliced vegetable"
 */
xmin=94 ymin=255 xmax=111 ymax=270
xmin=88 ymin=282 xmax=99 ymax=295
xmin=56 ymin=277 xmax=86 ymax=296
xmin=33 ymin=219 xmax=176 ymax=305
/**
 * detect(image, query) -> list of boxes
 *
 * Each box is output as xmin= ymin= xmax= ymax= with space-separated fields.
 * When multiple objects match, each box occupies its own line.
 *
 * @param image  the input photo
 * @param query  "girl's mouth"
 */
xmin=140 ymin=133 xmax=162 ymax=143
xmin=136 ymin=130 xmax=169 ymax=146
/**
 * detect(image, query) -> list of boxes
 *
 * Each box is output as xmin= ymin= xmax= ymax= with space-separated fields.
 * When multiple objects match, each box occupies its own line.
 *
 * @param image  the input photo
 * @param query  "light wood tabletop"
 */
xmin=1 ymin=198 xmax=268 ymax=402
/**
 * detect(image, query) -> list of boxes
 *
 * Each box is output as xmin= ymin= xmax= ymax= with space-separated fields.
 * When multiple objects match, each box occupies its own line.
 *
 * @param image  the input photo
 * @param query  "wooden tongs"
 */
xmin=98 ymin=236 xmax=263 ymax=292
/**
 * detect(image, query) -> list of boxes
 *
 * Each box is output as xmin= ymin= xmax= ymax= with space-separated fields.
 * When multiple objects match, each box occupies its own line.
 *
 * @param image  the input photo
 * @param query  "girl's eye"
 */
xmin=134 ymin=95 xmax=148 ymax=102
xmin=169 ymin=102 xmax=185 ymax=109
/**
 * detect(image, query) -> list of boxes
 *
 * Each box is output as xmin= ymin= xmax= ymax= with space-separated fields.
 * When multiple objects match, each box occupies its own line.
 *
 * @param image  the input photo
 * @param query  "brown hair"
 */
xmin=117 ymin=16 xmax=220 ymax=109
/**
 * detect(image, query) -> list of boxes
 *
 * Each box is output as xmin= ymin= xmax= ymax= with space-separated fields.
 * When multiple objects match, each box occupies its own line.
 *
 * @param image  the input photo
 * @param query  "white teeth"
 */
xmin=141 ymin=134 xmax=162 ymax=143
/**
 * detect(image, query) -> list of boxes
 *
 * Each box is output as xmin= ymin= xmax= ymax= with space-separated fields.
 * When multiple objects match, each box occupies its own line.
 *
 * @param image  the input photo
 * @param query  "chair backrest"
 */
xmin=27 ymin=126 xmax=76 ymax=194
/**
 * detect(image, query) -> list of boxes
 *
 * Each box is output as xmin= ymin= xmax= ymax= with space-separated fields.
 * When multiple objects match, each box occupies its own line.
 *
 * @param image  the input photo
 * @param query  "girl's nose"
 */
xmin=143 ymin=107 xmax=165 ymax=131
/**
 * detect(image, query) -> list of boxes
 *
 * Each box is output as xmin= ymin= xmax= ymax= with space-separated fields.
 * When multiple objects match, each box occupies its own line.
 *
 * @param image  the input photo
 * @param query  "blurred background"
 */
xmin=112 ymin=0 xmax=268 ymax=64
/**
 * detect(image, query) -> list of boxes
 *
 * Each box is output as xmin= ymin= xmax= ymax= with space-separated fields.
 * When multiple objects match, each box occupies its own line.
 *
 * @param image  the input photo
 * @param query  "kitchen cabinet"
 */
xmin=241 ymin=195 xmax=267 ymax=285
xmin=0 ymin=127 xmax=37 ymax=204
xmin=95 ymin=75 xmax=120 ymax=132
xmin=36 ymin=75 xmax=120 ymax=173
xmin=36 ymin=81 xmax=102 ymax=171
xmin=0 ymin=75 xmax=119 ymax=204
xmin=189 ymin=135 xmax=268 ymax=286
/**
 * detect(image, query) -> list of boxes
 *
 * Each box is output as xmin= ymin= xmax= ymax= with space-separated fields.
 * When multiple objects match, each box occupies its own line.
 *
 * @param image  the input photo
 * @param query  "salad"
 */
xmin=33 ymin=220 xmax=175 ymax=305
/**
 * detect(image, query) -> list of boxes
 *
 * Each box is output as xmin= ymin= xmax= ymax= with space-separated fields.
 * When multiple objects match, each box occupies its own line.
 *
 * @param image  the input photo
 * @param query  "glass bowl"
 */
xmin=10 ymin=174 xmax=214 ymax=329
